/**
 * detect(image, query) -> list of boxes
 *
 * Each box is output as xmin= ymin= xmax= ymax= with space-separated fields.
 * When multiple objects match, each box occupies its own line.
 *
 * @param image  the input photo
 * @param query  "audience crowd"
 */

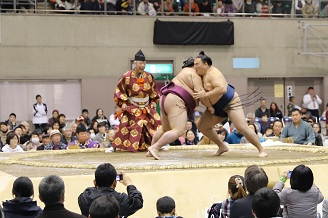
xmin=2 ymin=0 xmax=328 ymax=17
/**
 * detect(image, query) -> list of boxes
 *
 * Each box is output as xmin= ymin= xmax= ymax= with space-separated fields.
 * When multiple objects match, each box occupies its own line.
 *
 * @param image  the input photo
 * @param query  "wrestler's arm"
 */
xmin=203 ymin=73 xmax=226 ymax=99
xmin=192 ymin=73 xmax=215 ymax=113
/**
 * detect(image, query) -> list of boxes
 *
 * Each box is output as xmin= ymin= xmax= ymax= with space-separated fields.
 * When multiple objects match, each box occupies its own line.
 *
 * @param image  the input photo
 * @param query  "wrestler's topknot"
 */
xmin=182 ymin=57 xmax=194 ymax=68
xmin=196 ymin=51 xmax=212 ymax=66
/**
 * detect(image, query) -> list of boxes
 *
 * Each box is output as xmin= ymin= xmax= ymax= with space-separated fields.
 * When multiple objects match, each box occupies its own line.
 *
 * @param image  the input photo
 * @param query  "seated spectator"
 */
xmin=226 ymin=129 xmax=243 ymax=144
xmin=230 ymin=165 xmax=268 ymax=218
xmin=20 ymin=121 xmax=31 ymax=144
xmin=48 ymin=110 xmax=59 ymax=126
xmin=89 ymin=121 xmax=99 ymax=135
xmin=38 ymin=134 xmax=51 ymax=150
xmin=302 ymin=0 xmax=318 ymax=17
xmin=269 ymin=102 xmax=283 ymax=120
xmin=156 ymin=196 xmax=183 ymax=218
xmin=89 ymin=195 xmax=120 ymax=218
xmin=213 ymin=0 xmax=224 ymax=17
xmin=273 ymin=164 xmax=323 ymax=217
xmin=271 ymin=120 xmax=283 ymax=137
xmin=161 ymin=0 xmax=175 ymax=15
xmin=80 ymin=0 xmax=101 ymax=14
xmin=287 ymin=96 xmax=301 ymax=116
xmin=52 ymin=121 xmax=61 ymax=133
xmin=244 ymin=0 xmax=256 ymax=15
xmin=45 ymin=129 xmax=67 ymax=150
xmin=240 ymin=123 xmax=260 ymax=144
xmin=313 ymin=123 xmax=323 ymax=146
xmin=91 ymin=108 xmax=110 ymax=126
xmin=150 ymin=0 xmax=161 ymax=12
xmin=101 ymin=129 xmax=115 ymax=148
xmin=280 ymin=109 xmax=315 ymax=145
xmin=263 ymin=126 xmax=273 ymax=137
xmin=198 ymin=0 xmax=212 ymax=15
xmin=271 ymin=0 xmax=286 ymax=16
xmin=116 ymin=0 xmax=133 ymax=14
xmin=137 ymin=0 xmax=157 ymax=15
xmin=260 ymin=114 xmax=270 ymax=135
xmin=94 ymin=122 xmax=108 ymax=143
xmin=184 ymin=0 xmax=199 ymax=15
xmin=208 ymin=175 xmax=247 ymax=218
xmin=252 ymin=187 xmax=280 ymax=218
xmin=14 ymin=125 xmax=24 ymax=143
xmin=256 ymin=0 xmax=269 ymax=16
xmin=217 ymin=128 xmax=229 ymax=145
xmin=38 ymin=175 xmax=85 ymax=218
xmin=2 ymin=176 xmax=42 ymax=218
xmin=0 ymin=122 xmax=10 ymax=146
xmin=2 ymin=132 xmax=24 ymax=153
xmin=88 ymin=129 xmax=96 ymax=140
xmin=223 ymin=0 xmax=237 ymax=16
xmin=246 ymin=112 xmax=261 ymax=135
xmin=67 ymin=124 xmax=100 ymax=149
xmin=183 ymin=130 xmax=198 ymax=145
xmin=5 ymin=113 xmax=17 ymax=131
xmin=23 ymin=130 xmax=44 ymax=151
xmin=78 ymin=163 xmax=143 ymax=217
xmin=58 ymin=114 xmax=67 ymax=130
xmin=71 ymin=122 xmax=78 ymax=137
xmin=232 ymin=0 xmax=242 ymax=13
xmin=81 ymin=109 xmax=91 ymax=128
xmin=60 ymin=126 xmax=76 ymax=145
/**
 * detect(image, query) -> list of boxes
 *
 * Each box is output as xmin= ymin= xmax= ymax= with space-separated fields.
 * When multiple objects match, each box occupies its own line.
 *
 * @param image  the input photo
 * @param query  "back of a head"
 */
xmin=39 ymin=175 xmax=65 ymax=205
xmin=12 ymin=176 xmax=34 ymax=198
xmin=252 ymin=187 xmax=280 ymax=218
xmin=290 ymin=164 xmax=313 ymax=192
xmin=89 ymin=195 xmax=120 ymax=218
xmin=244 ymin=165 xmax=268 ymax=194
xmin=182 ymin=57 xmax=194 ymax=69
xmin=228 ymin=175 xmax=247 ymax=200
xmin=156 ymin=196 xmax=176 ymax=216
xmin=95 ymin=163 xmax=116 ymax=187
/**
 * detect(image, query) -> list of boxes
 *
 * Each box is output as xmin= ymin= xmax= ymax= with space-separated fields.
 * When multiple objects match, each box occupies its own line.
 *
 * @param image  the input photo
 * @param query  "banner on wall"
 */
xmin=153 ymin=19 xmax=234 ymax=45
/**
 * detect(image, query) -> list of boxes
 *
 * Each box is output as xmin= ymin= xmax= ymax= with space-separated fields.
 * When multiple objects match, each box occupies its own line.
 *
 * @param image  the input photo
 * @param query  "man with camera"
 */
xmin=78 ymin=163 xmax=143 ymax=218
xmin=303 ymin=86 xmax=322 ymax=120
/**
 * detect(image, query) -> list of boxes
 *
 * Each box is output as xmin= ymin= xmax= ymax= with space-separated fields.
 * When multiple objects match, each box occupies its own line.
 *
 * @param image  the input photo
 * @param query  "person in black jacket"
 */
xmin=2 ymin=177 xmax=43 ymax=218
xmin=78 ymin=163 xmax=143 ymax=217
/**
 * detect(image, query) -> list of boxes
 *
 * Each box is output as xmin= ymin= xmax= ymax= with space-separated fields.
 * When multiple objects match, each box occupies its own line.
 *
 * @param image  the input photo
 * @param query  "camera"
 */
xmin=287 ymin=170 xmax=292 ymax=179
xmin=116 ymin=174 xmax=123 ymax=181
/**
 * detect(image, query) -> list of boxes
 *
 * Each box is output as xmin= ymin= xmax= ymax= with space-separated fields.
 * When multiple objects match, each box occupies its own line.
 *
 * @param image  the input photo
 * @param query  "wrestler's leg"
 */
xmin=197 ymin=110 xmax=229 ymax=156
xmin=227 ymin=93 xmax=267 ymax=158
xmin=148 ymin=95 xmax=187 ymax=160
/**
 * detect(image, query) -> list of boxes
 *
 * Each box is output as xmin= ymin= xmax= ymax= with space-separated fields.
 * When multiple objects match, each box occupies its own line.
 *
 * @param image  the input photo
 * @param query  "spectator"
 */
xmin=2 ymin=177 xmax=42 ymax=218
xmin=60 ymin=126 xmax=76 ymax=145
xmin=58 ymin=114 xmax=67 ymax=130
xmin=217 ymin=128 xmax=229 ymax=145
xmin=295 ymin=0 xmax=305 ymax=15
xmin=269 ymin=102 xmax=283 ymax=120
xmin=271 ymin=0 xmax=286 ymax=16
xmin=240 ymin=123 xmax=260 ymax=144
xmin=91 ymin=108 xmax=109 ymax=124
xmin=101 ymin=129 xmax=115 ymax=148
xmin=271 ymin=120 xmax=283 ymax=137
xmin=321 ymin=103 xmax=328 ymax=118
xmin=0 ymin=122 xmax=10 ymax=146
xmin=89 ymin=195 xmax=120 ymax=218
xmin=273 ymin=164 xmax=323 ymax=217
xmin=81 ymin=109 xmax=91 ymax=128
xmin=94 ymin=122 xmax=107 ymax=143
xmin=313 ymin=123 xmax=323 ymax=146
xmin=287 ymin=96 xmax=301 ymax=116
xmin=161 ymin=0 xmax=175 ymax=15
xmin=108 ymin=106 xmax=121 ymax=129
xmin=23 ymin=130 xmax=44 ymax=151
xmin=252 ymin=187 xmax=280 ymax=218
xmin=184 ymin=130 xmax=198 ymax=145
xmin=138 ymin=0 xmax=157 ymax=15
xmin=226 ymin=129 xmax=243 ymax=144
xmin=67 ymin=124 xmax=100 ymax=149
xmin=38 ymin=175 xmax=85 ymax=218
xmin=280 ymin=109 xmax=315 ymax=145
xmin=244 ymin=0 xmax=256 ymax=15
xmin=213 ymin=0 xmax=225 ymax=16
xmin=256 ymin=0 xmax=269 ymax=16
xmin=198 ymin=0 xmax=212 ymax=15
xmin=303 ymin=87 xmax=322 ymax=120
xmin=116 ymin=0 xmax=133 ymax=14
xmin=39 ymin=134 xmax=51 ymax=150
xmin=263 ymin=127 xmax=273 ymax=138
xmin=89 ymin=120 xmax=99 ymax=135
xmin=32 ymin=95 xmax=48 ymax=133
xmin=52 ymin=121 xmax=61 ymax=132
xmin=14 ymin=125 xmax=24 ymax=143
xmin=88 ymin=128 xmax=96 ymax=140
xmin=255 ymin=98 xmax=270 ymax=118
xmin=246 ymin=112 xmax=261 ymax=134
xmin=5 ymin=113 xmax=17 ymax=131
xmin=71 ymin=122 xmax=78 ymax=137
xmin=45 ymin=129 xmax=67 ymax=150
xmin=2 ymin=132 xmax=24 ymax=153
xmin=224 ymin=0 xmax=237 ymax=16
xmin=80 ymin=0 xmax=101 ymax=14
xmin=150 ymin=0 xmax=161 ymax=12
xmin=232 ymin=0 xmax=242 ymax=13
xmin=20 ymin=121 xmax=31 ymax=145
xmin=230 ymin=165 xmax=268 ymax=218
xmin=208 ymin=175 xmax=247 ymax=218
xmin=184 ymin=0 xmax=199 ymax=15
xmin=48 ymin=110 xmax=59 ymax=126
xmin=78 ymin=163 xmax=143 ymax=217
xmin=259 ymin=114 xmax=270 ymax=135
xmin=156 ymin=196 xmax=183 ymax=218
xmin=302 ymin=0 xmax=318 ymax=17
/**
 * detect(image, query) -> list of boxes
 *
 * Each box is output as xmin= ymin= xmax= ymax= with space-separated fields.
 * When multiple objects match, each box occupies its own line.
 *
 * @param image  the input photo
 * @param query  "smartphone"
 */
xmin=287 ymin=170 xmax=292 ymax=179
xmin=116 ymin=174 xmax=123 ymax=181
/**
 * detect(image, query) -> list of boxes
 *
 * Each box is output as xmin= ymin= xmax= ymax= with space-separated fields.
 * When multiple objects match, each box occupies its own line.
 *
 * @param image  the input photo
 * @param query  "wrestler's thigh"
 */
xmin=198 ymin=110 xmax=224 ymax=129
xmin=159 ymin=97 xmax=170 ymax=132
xmin=227 ymin=93 xmax=248 ymax=129
xmin=164 ymin=94 xmax=188 ymax=132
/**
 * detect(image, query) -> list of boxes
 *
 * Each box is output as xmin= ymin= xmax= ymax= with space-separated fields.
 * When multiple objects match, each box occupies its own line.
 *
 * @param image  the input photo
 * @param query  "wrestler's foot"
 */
xmin=146 ymin=151 xmax=153 ymax=157
xmin=214 ymin=146 xmax=229 ymax=156
xmin=148 ymin=146 xmax=161 ymax=160
xmin=257 ymin=150 xmax=268 ymax=158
